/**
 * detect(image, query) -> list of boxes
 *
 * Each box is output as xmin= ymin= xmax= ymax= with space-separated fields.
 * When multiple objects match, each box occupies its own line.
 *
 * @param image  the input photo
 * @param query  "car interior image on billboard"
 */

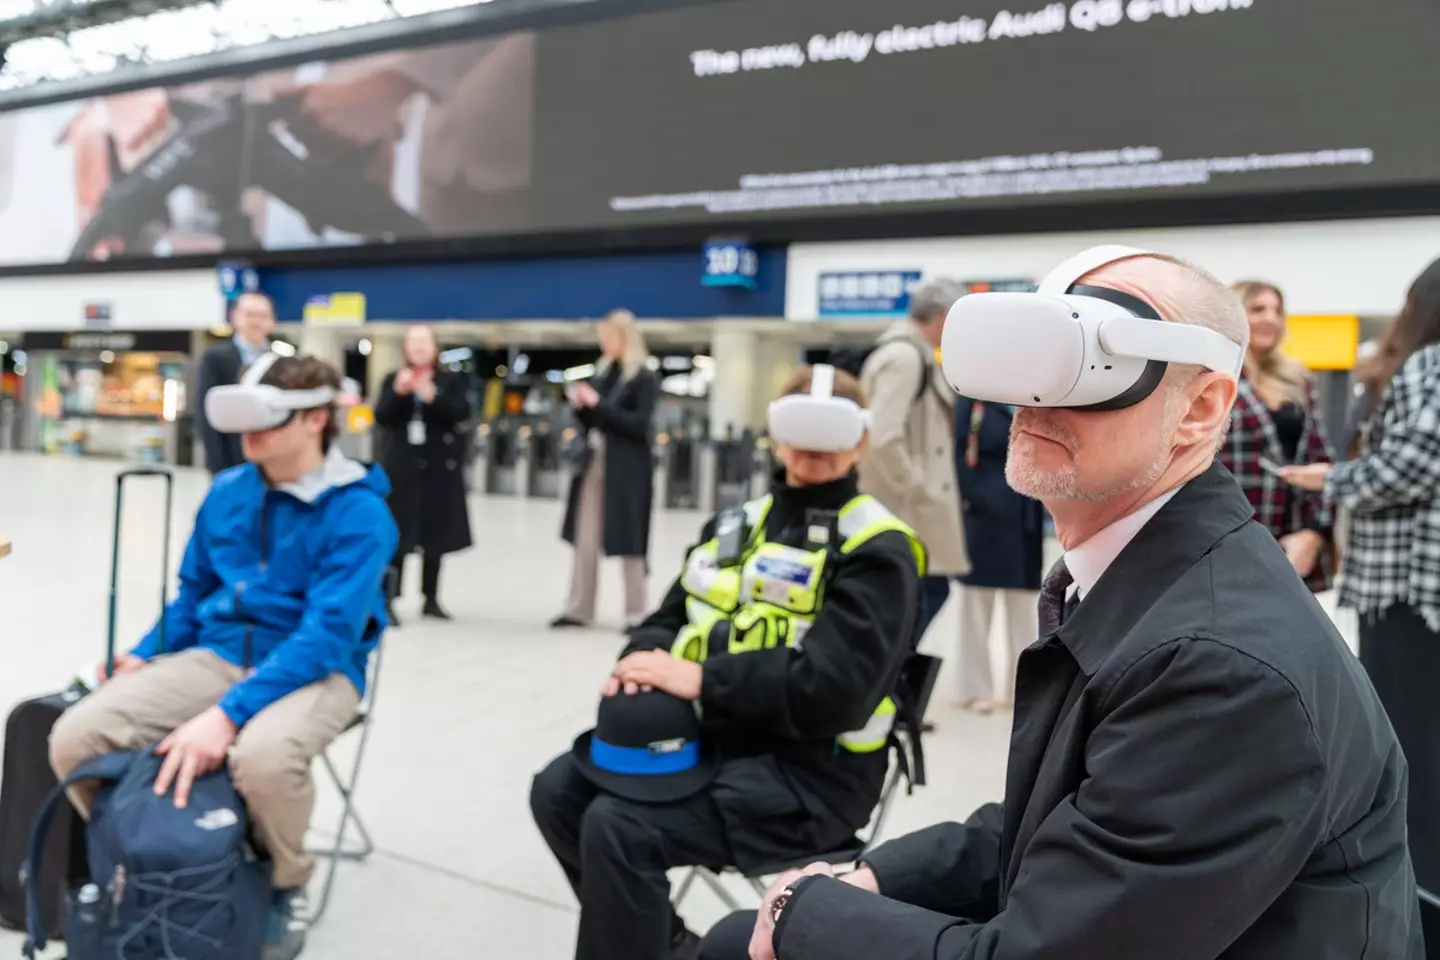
xmin=0 ymin=0 xmax=1435 ymax=268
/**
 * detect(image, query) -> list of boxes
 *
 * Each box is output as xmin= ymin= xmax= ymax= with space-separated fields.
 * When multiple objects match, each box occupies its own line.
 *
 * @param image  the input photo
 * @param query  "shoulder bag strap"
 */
xmin=23 ymin=750 xmax=138 ymax=957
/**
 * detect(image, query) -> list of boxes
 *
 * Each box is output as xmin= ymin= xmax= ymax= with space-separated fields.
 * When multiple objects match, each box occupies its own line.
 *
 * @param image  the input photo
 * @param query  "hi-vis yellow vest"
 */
xmin=672 ymin=493 xmax=926 ymax=754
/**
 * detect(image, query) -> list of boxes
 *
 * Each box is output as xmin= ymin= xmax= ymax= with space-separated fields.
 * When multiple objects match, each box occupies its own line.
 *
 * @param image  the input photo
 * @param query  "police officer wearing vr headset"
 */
xmin=702 ymin=247 xmax=1420 ymax=960
xmin=529 ymin=365 xmax=925 ymax=960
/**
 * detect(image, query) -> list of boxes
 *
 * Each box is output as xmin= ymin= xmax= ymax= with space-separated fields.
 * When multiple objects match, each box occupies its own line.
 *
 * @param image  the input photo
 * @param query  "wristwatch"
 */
xmin=769 ymin=884 xmax=799 ymax=926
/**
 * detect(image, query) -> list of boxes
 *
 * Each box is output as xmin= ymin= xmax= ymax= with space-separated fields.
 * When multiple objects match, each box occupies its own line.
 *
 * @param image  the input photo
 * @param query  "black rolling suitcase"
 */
xmin=0 ymin=466 xmax=174 ymax=938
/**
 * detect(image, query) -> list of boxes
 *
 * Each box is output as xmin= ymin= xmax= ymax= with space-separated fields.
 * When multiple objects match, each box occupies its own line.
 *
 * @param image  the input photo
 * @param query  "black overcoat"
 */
xmin=953 ymin=398 xmax=1044 ymax=591
xmin=561 ymin=366 xmax=658 ymax=559
xmin=195 ymin=341 xmax=245 ymax=474
xmin=373 ymin=368 xmax=474 ymax=557
xmin=772 ymin=464 xmax=1422 ymax=959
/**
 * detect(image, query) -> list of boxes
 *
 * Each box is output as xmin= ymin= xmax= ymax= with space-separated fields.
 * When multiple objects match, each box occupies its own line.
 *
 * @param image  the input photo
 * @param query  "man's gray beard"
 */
xmin=1006 ymin=394 xmax=1180 ymax=503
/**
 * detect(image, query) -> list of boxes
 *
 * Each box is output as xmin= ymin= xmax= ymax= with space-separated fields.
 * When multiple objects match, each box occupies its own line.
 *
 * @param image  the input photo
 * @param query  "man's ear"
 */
xmin=1174 ymin=373 xmax=1236 ymax=448
xmin=306 ymin=408 xmax=333 ymax=437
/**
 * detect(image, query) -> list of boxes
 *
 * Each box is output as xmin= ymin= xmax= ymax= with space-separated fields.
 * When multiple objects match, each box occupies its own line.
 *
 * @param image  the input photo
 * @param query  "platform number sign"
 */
xmin=702 ymin=240 xmax=759 ymax=288
xmin=818 ymin=271 xmax=924 ymax=317
xmin=216 ymin=262 xmax=260 ymax=302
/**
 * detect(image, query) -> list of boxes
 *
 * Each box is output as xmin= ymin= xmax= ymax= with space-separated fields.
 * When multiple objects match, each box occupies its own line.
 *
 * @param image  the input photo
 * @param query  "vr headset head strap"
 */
xmin=1038 ymin=244 xmax=1152 ymax=296
xmin=810 ymin=364 xmax=837 ymax=399
xmin=1046 ymin=247 xmax=1245 ymax=379
xmin=240 ymin=351 xmax=280 ymax=386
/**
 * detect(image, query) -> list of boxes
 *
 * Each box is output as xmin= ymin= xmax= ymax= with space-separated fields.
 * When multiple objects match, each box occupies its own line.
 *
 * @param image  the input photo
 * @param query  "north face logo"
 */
xmin=194 ymin=808 xmax=239 ymax=831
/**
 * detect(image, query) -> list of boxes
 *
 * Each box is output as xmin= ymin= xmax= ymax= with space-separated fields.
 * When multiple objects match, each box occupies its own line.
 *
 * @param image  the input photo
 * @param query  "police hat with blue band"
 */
xmin=571 ymin=689 xmax=717 ymax=803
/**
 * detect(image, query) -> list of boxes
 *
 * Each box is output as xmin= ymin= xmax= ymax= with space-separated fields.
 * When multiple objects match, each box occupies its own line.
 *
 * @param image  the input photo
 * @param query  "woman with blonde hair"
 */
xmin=1218 ymin=280 xmax=1337 ymax=591
xmin=552 ymin=309 xmax=660 ymax=630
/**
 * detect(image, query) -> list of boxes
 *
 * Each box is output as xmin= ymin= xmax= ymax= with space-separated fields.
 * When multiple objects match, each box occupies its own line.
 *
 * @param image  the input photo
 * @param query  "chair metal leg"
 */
xmin=298 ymin=747 xmax=374 ymax=928
xmin=673 ymin=866 xmax=701 ymax=909
xmin=862 ymin=765 xmax=904 ymax=855
xmin=745 ymin=875 xmax=769 ymax=898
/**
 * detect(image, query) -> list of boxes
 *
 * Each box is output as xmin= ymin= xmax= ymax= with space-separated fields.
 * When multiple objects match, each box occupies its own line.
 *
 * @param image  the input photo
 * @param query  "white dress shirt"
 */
xmin=1065 ymin=487 xmax=1180 ymax=601
xmin=233 ymin=336 xmax=271 ymax=367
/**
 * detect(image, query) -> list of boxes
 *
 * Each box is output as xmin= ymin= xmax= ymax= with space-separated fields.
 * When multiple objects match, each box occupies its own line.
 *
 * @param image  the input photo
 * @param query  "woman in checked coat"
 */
xmin=1220 ymin=280 xmax=1337 ymax=592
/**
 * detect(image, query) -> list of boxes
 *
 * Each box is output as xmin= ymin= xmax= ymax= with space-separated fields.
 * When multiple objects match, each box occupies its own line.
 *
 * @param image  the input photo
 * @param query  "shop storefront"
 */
xmin=17 ymin=330 xmax=196 ymax=463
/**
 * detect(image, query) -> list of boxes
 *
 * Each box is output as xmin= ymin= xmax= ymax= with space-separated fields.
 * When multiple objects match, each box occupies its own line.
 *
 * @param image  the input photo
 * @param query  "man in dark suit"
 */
xmin=703 ymin=250 xmax=1422 ymax=959
xmin=197 ymin=291 xmax=275 ymax=475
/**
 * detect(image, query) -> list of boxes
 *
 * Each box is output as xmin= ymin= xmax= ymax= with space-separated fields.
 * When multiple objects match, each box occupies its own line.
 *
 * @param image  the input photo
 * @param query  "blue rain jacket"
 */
xmin=130 ymin=449 xmax=399 ymax=727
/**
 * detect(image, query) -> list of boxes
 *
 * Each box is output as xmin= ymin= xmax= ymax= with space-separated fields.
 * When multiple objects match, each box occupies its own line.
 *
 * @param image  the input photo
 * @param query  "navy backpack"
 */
xmin=23 ymin=749 xmax=271 ymax=960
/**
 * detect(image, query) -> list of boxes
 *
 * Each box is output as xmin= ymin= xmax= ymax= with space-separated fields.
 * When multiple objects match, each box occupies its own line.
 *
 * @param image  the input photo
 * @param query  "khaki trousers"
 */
xmin=49 ymin=648 xmax=360 ymax=890
xmin=563 ymin=439 xmax=647 ymax=626
xmin=955 ymin=586 xmax=1039 ymax=703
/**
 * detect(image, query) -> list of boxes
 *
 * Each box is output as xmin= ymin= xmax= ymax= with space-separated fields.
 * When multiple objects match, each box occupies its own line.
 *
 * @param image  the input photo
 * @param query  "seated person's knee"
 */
xmin=48 ymin=703 xmax=99 ymax=780
xmin=698 ymin=911 xmax=759 ymax=960
xmin=579 ymin=794 xmax=649 ymax=857
xmin=529 ymin=754 xmax=568 ymax=819
xmin=227 ymin=734 xmax=297 ymax=805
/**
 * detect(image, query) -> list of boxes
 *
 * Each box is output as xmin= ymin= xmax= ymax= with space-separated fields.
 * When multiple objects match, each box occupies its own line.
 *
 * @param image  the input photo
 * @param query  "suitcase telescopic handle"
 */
xmin=106 ymin=468 xmax=175 ymax=677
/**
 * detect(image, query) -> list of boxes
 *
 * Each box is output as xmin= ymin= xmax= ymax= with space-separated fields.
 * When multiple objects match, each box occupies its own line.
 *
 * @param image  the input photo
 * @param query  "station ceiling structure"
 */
xmin=0 ymin=0 xmax=498 ymax=91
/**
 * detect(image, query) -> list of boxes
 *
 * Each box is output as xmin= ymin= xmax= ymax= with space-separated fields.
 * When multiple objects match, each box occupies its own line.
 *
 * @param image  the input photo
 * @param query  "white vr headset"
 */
xmin=204 ymin=352 xmax=337 ymax=434
xmin=767 ymin=364 xmax=871 ymax=453
xmin=940 ymin=244 xmax=1245 ymax=410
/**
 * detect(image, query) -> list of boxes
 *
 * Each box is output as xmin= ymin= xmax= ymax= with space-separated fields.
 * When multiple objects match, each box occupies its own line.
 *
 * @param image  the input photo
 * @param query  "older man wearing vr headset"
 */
xmin=701 ymin=247 xmax=1420 ymax=959
xmin=50 ymin=353 xmax=398 ymax=960
xmin=529 ymin=364 xmax=924 ymax=960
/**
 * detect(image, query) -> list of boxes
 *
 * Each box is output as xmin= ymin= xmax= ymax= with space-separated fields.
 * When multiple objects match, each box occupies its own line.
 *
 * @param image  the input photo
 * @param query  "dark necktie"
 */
xmin=1038 ymin=557 xmax=1075 ymax=637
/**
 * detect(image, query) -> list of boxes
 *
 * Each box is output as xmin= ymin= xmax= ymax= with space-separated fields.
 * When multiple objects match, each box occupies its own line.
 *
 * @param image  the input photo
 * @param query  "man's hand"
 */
xmin=1279 ymin=529 xmax=1326 ymax=577
xmin=1279 ymin=463 xmax=1331 ymax=492
xmin=414 ymin=371 xmax=437 ymax=404
xmin=394 ymin=368 xmax=416 ymax=396
xmin=750 ymin=862 xmax=837 ymax=960
xmin=95 ymin=654 xmax=146 ymax=689
xmin=154 ymin=707 xmax=238 ymax=809
xmin=613 ymin=650 xmax=703 ymax=701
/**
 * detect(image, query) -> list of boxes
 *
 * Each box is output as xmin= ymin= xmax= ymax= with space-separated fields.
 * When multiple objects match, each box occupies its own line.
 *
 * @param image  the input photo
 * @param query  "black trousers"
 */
xmin=1360 ymin=603 xmax=1440 ymax=957
xmin=390 ymin=550 xmax=442 ymax=601
xmin=529 ymin=752 xmax=733 ymax=960
xmin=697 ymin=911 xmax=757 ymax=960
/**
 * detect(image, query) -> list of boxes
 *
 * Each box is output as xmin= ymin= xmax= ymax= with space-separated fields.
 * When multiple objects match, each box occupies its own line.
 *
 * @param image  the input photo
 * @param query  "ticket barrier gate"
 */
xmin=656 ymin=429 xmax=701 ymax=510
xmin=472 ymin=417 xmax=580 ymax=499
xmin=713 ymin=435 xmax=751 ymax=512
xmin=0 ymin=399 xmax=15 ymax=451
xmin=484 ymin=419 xmax=523 ymax=496
xmin=525 ymin=421 xmax=579 ymax=500
xmin=691 ymin=431 xmax=772 ymax=515
xmin=466 ymin=425 xmax=486 ymax=493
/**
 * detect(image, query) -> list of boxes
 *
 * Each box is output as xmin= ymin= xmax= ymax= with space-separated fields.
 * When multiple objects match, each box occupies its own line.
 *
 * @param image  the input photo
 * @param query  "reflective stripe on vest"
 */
xmin=836 ymin=695 xmax=897 ymax=754
xmin=674 ymin=492 xmax=925 ymax=754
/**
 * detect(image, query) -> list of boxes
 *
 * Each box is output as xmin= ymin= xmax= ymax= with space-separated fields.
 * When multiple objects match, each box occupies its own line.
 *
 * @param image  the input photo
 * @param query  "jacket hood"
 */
xmin=276 ymin=447 xmax=389 ymax=504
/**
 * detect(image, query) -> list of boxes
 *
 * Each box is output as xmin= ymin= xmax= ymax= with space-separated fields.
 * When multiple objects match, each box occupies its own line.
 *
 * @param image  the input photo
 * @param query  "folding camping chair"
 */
xmin=672 ymin=652 xmax=943 ymax=911
xmin=296 ymin=614 xmax=389 ymax=927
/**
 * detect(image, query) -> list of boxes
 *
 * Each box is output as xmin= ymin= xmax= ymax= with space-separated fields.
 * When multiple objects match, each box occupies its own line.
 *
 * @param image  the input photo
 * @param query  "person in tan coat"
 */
xmin=858 ymin=279 xmax=971 ymax=643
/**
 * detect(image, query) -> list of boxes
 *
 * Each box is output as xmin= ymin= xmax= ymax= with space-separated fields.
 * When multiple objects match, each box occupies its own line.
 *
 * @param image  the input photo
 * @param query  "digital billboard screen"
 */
xmin=0 ymin=0 xmax=1435 ymax=268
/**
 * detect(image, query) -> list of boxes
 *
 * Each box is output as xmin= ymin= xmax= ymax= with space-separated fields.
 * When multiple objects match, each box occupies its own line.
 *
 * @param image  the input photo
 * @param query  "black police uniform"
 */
xmin=703 ymin=464 xmax=1422 ymax=959
xmin=529 ymin=470 xmax=921 ymax=960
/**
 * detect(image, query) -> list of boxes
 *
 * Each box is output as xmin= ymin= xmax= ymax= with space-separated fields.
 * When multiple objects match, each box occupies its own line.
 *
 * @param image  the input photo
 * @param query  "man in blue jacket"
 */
xmin=50 ymin=353 xmax=398 ymax=960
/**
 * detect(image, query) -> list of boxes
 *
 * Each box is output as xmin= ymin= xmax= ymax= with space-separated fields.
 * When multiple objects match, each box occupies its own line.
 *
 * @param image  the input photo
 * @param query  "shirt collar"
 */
xmin=233 ymin=336 xmax=270 ymax=364
xmin=1065 ymin=486 xmax=1181 ymax=600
